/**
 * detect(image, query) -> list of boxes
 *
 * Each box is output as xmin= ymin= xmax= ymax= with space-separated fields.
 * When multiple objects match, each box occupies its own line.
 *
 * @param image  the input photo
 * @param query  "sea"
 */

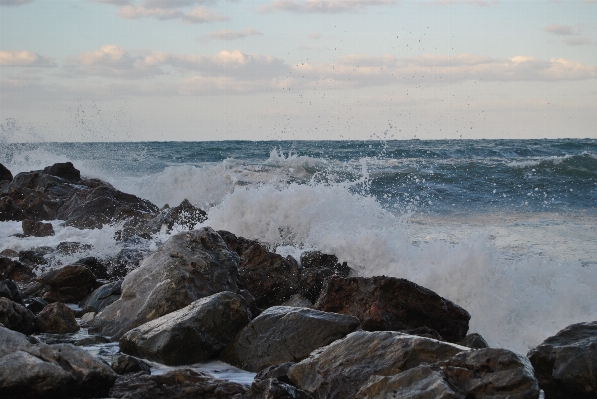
xmin=1 ymin=139 xmax=596 ymax=357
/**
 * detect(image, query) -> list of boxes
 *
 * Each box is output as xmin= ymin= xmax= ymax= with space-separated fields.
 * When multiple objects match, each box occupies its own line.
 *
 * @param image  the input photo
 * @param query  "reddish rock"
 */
xmin=22 ymin=219 xmax=55 ymax=237
xmin=0 ymin=256 xmax=34 ymax=282
xmin=36 ymin=264 xmax=98 ymax=303
xmin=0 ymin=297 xmax=36 ymax=334
xmin=36 ymin=302 xmax=79 ymax=333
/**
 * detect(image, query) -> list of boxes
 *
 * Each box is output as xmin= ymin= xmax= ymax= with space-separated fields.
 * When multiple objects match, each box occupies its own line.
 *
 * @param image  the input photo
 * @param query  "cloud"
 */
xmin=544 ymin=24 xmax=575 ymax=36
xmin=309 ymin=32 xmax=322 ymax=39
xmin=258 ymin=0 xmax=395 ymax=14
xmin=202 ymin=28 xmax=263 ymax=41
xmin=118 ymin=5 xmax=228 ymax=23
xmin=0 ymin=0 xmax=35 ymax=6
xmin=0 ymin=50 xmax=57 ymax=67
xmin=563 ymin=37 xmax=593 ymax=46
xmin=424 ymin=0 xmax=498 ymax=5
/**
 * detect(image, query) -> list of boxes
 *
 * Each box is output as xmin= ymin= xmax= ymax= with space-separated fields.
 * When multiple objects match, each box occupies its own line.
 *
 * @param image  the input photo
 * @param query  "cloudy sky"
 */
xmin=1 ymin=0 xmax=596 ymax=141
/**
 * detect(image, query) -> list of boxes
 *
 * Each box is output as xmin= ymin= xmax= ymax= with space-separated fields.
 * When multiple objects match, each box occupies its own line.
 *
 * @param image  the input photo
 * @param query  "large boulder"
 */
xmin=315 ymin=275 xmax=470 ymax=342
xmin=288 ymin=331 xmax=468 ymax=399
xmin=22 ymin=219 xmax=54 ymax=237
xmin=300 ymin=251 xmax=350 ymax=277
xmin=0 ymin=327 xmax=117 ymax=398
xmin=0 ymin=163 xmax=12 ymax=182
xmin=528 ymin=321 xmax=597 ymax=399
xmin=357 ymin=348 xmax=539 ymax=399
xmin=109 ymin=368 xmax=247 ymax=399
xmin=79 ymin=280 xmax=122 ymax=313
xmin=111 ymin=354 xmax=151 ymax=375
xmin=43 ymin=162 xmax=80 ymax=183
xmin=120 ymin=291 xmax=252 ymax=366
xmin=36 ymin=263 xmax=98 ymax=303
xmin=221 ymin=306 xmax=360 ymax=372
xmin=0 ymin=297 xmax=36 ymax=334
xmin=0 ymin=256 xmax=34 ymax=282
xmin=0 ymin=279 xmax=23 ymax=303
xmin=35 ymin=302 xmax=79 ymax=333
xmin=89 ymin=228 xmax=240 ymax=340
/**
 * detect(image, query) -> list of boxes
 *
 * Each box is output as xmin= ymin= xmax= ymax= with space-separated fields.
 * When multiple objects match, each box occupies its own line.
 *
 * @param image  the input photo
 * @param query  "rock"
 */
xmin=255 ymin=362 xmax=295 ymax=385
xmin=22 ymin=219 xmax=55 ymax=237
xmin=56 ymin=184 xmax=159 ymax=229
xmin=36 ymin=263 xmax=98 ymax=303
xmin=300 ymin=251 xmax=350 ymax=277
xmin=0 ymin=297 xmax=36 ymax=334
xmin=0 ymin=279 xmax=23 ymax=303
xmin=221 ymin=306 xmax=360 ymax=372
xmin=120 ymin=291 xmax=251 ymax=366
xmin=398 ymin=326 xmax=445 ymax=341
xmin=458 ymin=332 xmax=489 ymax=349
xmin=75 ymin=256 xmax=108 ymax=280
xmin=79 ymin=280 xmax=121 ymax=313
xmin=43 ymin=162 xmax=81 ymax=183
xmin=0 ymin=256 xmax=34 ymax=282
xmin=161 ymin=198 xmax=207 ymax=230
xmin=105 ymin=248 xmax=146 ymax=279
xmin=79 ymin=312 xmax=96 ymax=326
xmin=109 ymin=368 xmax=248 ymax=399
xmin=282 ymin=294 xmax=314 ymax=308
xmin=0 ymin=326 xmax=117 ymax=398
xmin=219 ymin=229 xmax=260 ymax=256
xmin=89 ymin=228 xmax=240 ymax=340
xmin=315 ymin=275 xmax=470 ymax=342
xmin=0 ymin=249 xmax=18 ymax=257
xmin=111 ymin=354 xmax=151 ymax=375
xmin=250 ymin=378 xmax=314 ymax=399
xmin=528 ymin=321 xmax=597 ymax=399
xmin=0 ymin=163 xmax=13 ymax=182
xmin=0 ymin=196 xmax=26 ymax=221
xmin=36 ymin=302 xmax=79 ymax=333
xmin=55 ymin=241 xmax=92 ymax=256
xmin=298 ymin=267 xmax=334 ymax=303
xmin=74 ymin=334 xmax=109 ymax=346
xmin=25 ymin=297 xmax=48 ymax=314
xmin=19 ymin=248 xmax=50 ymax=267
xmin=288 ymin=331 xmax=468 ymax=399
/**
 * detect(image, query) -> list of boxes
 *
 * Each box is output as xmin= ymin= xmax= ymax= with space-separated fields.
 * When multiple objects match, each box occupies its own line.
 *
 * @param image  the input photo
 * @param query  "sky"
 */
xmin=1 ymin=0 xmax=596 ymax=142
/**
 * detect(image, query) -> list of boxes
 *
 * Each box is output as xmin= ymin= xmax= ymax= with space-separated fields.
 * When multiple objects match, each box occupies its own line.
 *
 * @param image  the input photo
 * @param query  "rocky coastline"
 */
xmin=0 ymin=162 xmax=595 ymax=399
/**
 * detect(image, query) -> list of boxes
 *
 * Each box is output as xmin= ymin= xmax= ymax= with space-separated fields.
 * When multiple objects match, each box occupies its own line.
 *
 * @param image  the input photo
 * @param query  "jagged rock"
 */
xmin=43 ymin=162 xmax=81 ymax=183
xmin=36 ymin=302 xmax=79 ymax=333
xmin=0 ymin=163 xmax=12 ymax=182
xmin=109 ymin=369 xmax=247 ymax=399
xmin=528 ymin=321 xmax=597 ymax=399
xmin=0 ymin=279 xmax=22 ymax=303
xmin=105 ymin=248 xmax=146 ymax=279
xmin=0 ymin=196 xmax=26 ymax=221
xmin=89 ymin=228 xmax=240 ymax=340
xmin=79 ymin=280 xmax=122 ymax=313
xmin=0 ymin=256 xmax=33 ymax=282
xmin=221 ymin=306 xmax=360 ymax=372
xmin=0 ymin=298 xmax=36 ymax=334
xmin=288 ymin=331 xmax=468 ymax=399
xmin=250 ymin=378 xmax=314 ymax=399
xmin=75 ymin=256 xmax=108 ymax=280
xmin=458 ymin=332 xmax=489 ymax=349
xmin=56 ymin=185 xmax=159 ymax=229
xmin=22 ymin=219 xmax=55 ymax=238
xmin=300 ymin=251 xmax=350 ymax=277
xmin=0 ymin=327 xmax=117 ymax=398
xmin=255 ymin=362 xmax=295 ymax=385
xmin=36 ymin=264 xmax=98 ymax=303
xmin=218 ymin=229 xmax=260 ymax=256
xmin=298 ymin=267 xmax=334 ymax=303
xmin=111 ymin=354 xmax=151 ymax=375
xmin=120 ymin=291 xmax=252 ymax=366
xmin=315 ymin=275 xmax=470 ymax=342
xmin=19 ymin=248 xmax=50 ymax=267
xmin=162 ymin=198 xmax=207 ymax=230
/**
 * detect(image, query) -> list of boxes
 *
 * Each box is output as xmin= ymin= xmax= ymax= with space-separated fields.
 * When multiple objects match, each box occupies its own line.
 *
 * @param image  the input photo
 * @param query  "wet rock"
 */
xmin=0 ymin=249 xmax=18 ymax=258
xmin=105 ymin=248 xmax=146 ymax=279
xmin=161 ymin=198 xmax=207 ymax=230
xmin=74 ymin=334 xmax=109 ymax=346
xmin=18 ymin=248 xmax=50 ymax=267
xmin=300 ymin=251 xmax=350 ymax=277
xmin=55 ymin=241 xmax=92 ymax=256
xmin=0 ymin=326 xmax=117 ymax=398
xmin=25 ymin=297 xmax=48 ymax=314
xmin=36 ymin=302 xmax=79 ymax=333
xmin=36 ymin=263 xmax=98 ymax=303
xmin=315 ymin=275 xmax=470 ymax=342
xmin=56 ymin=184 xmax=159 ymax=229
xmin=0 ymin=297 xmax=36 ymax=334
xmin=0 ymin=279 xmax=23 ymax=303
xmin=288 ymin=331 xmax=468 ymax=399
xmin=109 ymin=368 xmax=247 ymax=399
xmin=250 ymin=378 xmax=314 ymax=399
xmin=0 ymin=256 xmax=34 ymax=282
xmin=298 ymin=267 xmax=334 ymax=303
xmin=458 ymin=332 xmax=489 ymax=349
xmin=22 ymin=219 xmax=55 ymax=237
xmin=43 ymin=162 xmax=81 ymax=183
xmin=218 ymin=229 xmax=261 ymax=256
xmin=89 ymin=228 xmax=240 ymax=340
xmin=0 ymin=196 xmax=26 ymax=221
xmin=221 ymin=306 xmax=360 ymax=372
xmin=0 ymin=163 xmax=13 ymax=182
xmin=398 ymin=326 xmax=445 ymax=341
xmin=111 ymin=354 xmax=151 ymax=375
xmin=120 ymin=291 xmax=252 ymax=366
xmin=254 ymin=362 xmax=295 ymax=385
xmin=75 ymin=256 xmax=108 ymax=280
xmin=528 ymin=321 xmax=597 ymax=399
xmin=79 ymin=312 xmax=96 ymax=326
xmin=79 ymin=280 xmax=122 ymax=313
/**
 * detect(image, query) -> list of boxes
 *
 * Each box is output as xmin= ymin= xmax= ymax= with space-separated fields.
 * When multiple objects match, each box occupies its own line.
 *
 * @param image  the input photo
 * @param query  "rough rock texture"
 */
xmin=458 ymin=332 xmax=489 ymax=349
xmin=120 ymin=291 xmax=252 ymax=366
xmin=0 ymin=279 xmax=22 ymax=303
xmin=528 ymin=321 xmax=597 ymax=399
xmin=36 ymin=302 xmax=79 ymax=333
xmin=79 ymin=280 xmax=122 ymax=313
xmin=36 ymin=263 xmax=99 ymax=303
xmin=298 ymin=267 xmax=334 ymax=303
xmin=221 ymin=306 xmax=361 ymax=372
xmin=0 ymin=256 xmax=34 ymax=282
xmin=89 ymin=228 xmax=240 ymax=340
xmin=300 ymin=251 xmax=350 ymax=277
xmin=255 ymin=362 xmax=296 ymax=385
xmin=0 ymin=297 xmax=36 ymax=334
xmin=0 ymin=163 xmax=13 ymax=182
xmin=250 ymin=378 xmax=314 ymax=399
xmin=288 ymin=331 xmax=468 ymax=399
xmin=22 ymin=219 xmax=55 ymax=237
xmin=0 ymin=327 xmax=117 ymax=399
xmin=43 ymin=162 xmax=81 ymax=183
xmin=111 ymin=354 xmax=151 ymax=375
xmin=109 ymin=369 xmax=248 ymax=399
xmin=315 ymin=275 xmax=470 ymax=342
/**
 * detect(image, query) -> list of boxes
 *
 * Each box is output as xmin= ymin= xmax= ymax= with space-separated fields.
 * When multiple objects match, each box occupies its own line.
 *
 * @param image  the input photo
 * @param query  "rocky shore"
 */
xmin=1 ymin=162 xmax=596 ymax=399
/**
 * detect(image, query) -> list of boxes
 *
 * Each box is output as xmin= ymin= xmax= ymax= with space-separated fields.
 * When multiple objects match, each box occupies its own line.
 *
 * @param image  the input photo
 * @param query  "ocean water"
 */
xmin=1 ymin=139 xmax=596 ymax=355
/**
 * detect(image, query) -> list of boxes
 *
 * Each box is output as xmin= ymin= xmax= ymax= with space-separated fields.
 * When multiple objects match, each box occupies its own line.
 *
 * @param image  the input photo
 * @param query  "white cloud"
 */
xmin=118 ymin=5 xmax=228 ymax=23
xmin=0 ymin=0 xmax=35 ymax=6
xmin=0 ymin=50 xmax=56 ymax=67
xmin=544 ymin=24 xmax=575 ymax=36
xmin=258 ymin=0 xmax=395 ymax=14
xmin=202 ymin=28 xmax=263 ymax=41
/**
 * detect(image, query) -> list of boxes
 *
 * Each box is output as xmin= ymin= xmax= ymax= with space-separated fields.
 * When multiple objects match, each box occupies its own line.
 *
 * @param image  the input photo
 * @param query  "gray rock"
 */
xmin=0 ymin=297 xmax=36 ymax=334
xmin=288 ymin=331 xmax=468 ymax=399
xmin=36 ymin=263 xmax=98 ymax=303
xmin=528 ymin=321 xmax=597 ymax=399
xmin=0 ymin=326 xmax=117 ymax=398
xmin=43 ymin=162 xmax=81 ymax=183
xmin=0 ymin=256 xmax=34 ymax=282
xmin=111 ymin=354 xmax=151 ymax=375
xmin=458 ymin=332 xmax=489 ymax=349
xmin=0 ymin=279 xmax=22 ymax=303
xmin=250 ymin=378 xmax=314 ymax=399
xmin=89 ymin=228 xmax=240 ymax=340
xmin=79 ymin=280 xmax=122 ymax=313
xmin=36 ymin=302 xmax=79 ymax=333
xmin=120 ymin=291 xmax=252 ymax=366
xmin=255 ymin=362 xmax=295 ymax=385
xmin=221 ymin=306 xmax=360 ymax=372
xmin=22 ymin=219 xmax=55 ymax=237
